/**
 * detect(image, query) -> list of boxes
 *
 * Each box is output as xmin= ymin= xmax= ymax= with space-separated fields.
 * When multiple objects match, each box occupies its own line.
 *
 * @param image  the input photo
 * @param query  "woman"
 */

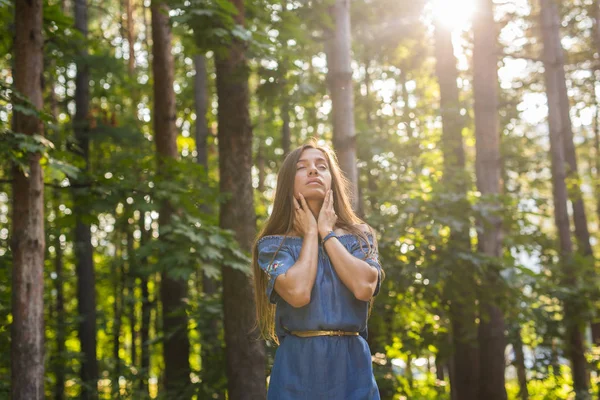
xmin=252 ymin=140 xmax=382 ymax=399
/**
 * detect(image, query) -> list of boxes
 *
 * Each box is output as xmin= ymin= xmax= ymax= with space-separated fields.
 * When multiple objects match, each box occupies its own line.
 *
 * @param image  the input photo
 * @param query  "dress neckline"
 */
xmin=257 ymin=232 xmax=372 ymax=246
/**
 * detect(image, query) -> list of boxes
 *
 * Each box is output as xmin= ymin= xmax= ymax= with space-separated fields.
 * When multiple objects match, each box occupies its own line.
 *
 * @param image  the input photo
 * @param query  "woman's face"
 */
xmin=293 ymin=148 xmax=332 ymax=201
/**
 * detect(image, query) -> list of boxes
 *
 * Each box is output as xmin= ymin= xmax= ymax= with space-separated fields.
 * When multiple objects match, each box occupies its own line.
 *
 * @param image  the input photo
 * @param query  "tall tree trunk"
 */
xmin=280 ymin=0 xmax=291 ymax=156
xmin=112 ymin=238 xmax=123 ymax=399
xmin=193 ymin=53 xmax=225 ymax=398
xmin=11 ymin=1 xmax=45 ymax=398
xmin=594 ymin=71 xmax=600 ymax=347
xmin=126 ymin=218 xmax=137 ymax=371
xmin=215 ymin=1 xmax=266 ymax=398
xmin=126 ymin=0 xmax=135 ymax=75
xmin=151 ymin=1 xmax=191 ymax=394
xmin=513 ymin=328 xmax=529 ymax=400
xmin=325 ymin=0 xmax=358 ymax=209
xmin=139 ymin=215 xmax=151 ymax=395
xmin=48 ymin=60 xmax=66 ymax=400
xmin=281 ymin=99 xmax=291 ymax=155
xmin=473 ymin=1 xmax=507 ymax=399
xmin=194 ymin=54 xmax=210 ymax=169
xmin=540 ymin=1 xmax=590 ymax=396
xmin=257 ymin=142 xmax=266 ymax=192
xmin=434 ymin=19 xmax=479 ymax=400
xmin=53 ymin=195 xmax=66 ymax=400
xmin=308 ymin=60 xmax=319 ymax=134
xmin=590 ymin=0 xmax=600 ymax=352
xmin=72 ymin=1 xmax=99 ymax=398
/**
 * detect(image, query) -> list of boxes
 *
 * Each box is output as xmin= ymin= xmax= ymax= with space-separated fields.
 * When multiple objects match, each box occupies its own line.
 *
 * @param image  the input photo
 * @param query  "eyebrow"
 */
xmin=297 ymin=157 xmax=328 ymax=164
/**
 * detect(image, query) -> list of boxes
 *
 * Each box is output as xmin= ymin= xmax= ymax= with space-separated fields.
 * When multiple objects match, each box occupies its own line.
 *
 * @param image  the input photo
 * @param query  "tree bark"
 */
xmin=594 ymin=68 xmax=600 ymax=346
xmin=53 ymin=195 xmax=66 ymax=400
xmin=434 ymin=19 xmax=480 ymax=400
xmin=539 ymin=0 xmax=589 ymax=396
xmin=139 ymin=215 xmax=151 ymax=395
xmin=11 ymin=1 xmax=45 ymax=399
xmin=215 ymin=1 xmax=266 ymax=398
xmin=194 ymin=54 xmax=210 ymax=169
xmin=193 ymin=52 xmax=225 ymax=398
xmin=126 ymin=0 xmax=135 ymax=75
xmin=151 ymin=1 xmax=191 ymax=394
xmin=257 ymin=142 xmax=266 ymax=192
xmin=325 ymin=0 xmax=359 ymax=209
xmin=126 ymin=218 xmax=137 ymax=371
xmin=281 ymin=99 xmax=291 ymax=156
xmin=72 ymin=1 xmax=99 ymax=398
xmin=513 ymin=328 xmax=529 ymax=400
xmin=112 ymin=238 xmax=123 ymax=399
xmin=473 ymin=1 xmax=507 ymax=399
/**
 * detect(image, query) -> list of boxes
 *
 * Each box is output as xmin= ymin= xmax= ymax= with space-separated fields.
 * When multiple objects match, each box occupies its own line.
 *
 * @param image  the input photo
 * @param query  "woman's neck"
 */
xmin=306 ymin=199 xmax=323 ymax=220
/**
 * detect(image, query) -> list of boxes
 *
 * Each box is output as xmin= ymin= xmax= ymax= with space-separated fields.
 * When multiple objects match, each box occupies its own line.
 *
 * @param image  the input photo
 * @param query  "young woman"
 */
xmin=252 ymin=140 xmax=382 ymax=399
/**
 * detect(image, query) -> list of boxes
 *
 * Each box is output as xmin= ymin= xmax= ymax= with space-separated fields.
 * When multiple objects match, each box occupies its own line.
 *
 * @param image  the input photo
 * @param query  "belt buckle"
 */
xmin=332 ymin=330 xmax=343 ymax=336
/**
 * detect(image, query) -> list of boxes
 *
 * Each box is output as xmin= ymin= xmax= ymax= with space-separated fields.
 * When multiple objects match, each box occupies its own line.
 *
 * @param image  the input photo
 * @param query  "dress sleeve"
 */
xmin=350 ymin=234 xmax=382 ymax=297
xmin=257 ymin=239 xmax=296 ymax=304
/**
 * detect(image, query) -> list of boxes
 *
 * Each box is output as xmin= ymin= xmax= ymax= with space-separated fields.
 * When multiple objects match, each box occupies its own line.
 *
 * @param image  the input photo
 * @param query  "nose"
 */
xmin=308 ymin=165 xmax=318 ymax=176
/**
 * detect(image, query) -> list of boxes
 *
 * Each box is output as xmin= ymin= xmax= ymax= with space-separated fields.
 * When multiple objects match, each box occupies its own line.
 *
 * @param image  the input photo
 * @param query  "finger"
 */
xmin=293 ymin=197 xmax=301 ymax=210
xmin=329 ymin=190 xmax=334 ymax=209
xmin=299 ymin=193 xmax=309 ymax=210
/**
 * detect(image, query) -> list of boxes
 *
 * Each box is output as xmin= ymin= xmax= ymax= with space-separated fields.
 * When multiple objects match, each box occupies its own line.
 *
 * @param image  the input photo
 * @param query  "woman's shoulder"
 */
xmin=256 ymin=234 xmax=302 ymax=249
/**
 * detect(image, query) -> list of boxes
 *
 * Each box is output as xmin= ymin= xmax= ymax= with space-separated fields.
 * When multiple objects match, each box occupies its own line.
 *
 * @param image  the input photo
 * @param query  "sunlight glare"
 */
xmin=432 ymin=0 xmax=477 ymax=31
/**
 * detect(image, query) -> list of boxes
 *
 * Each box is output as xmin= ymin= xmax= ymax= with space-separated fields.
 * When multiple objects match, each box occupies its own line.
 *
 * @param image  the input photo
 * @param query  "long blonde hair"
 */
xmin=252 ymin=139 xmax=379 ymax=343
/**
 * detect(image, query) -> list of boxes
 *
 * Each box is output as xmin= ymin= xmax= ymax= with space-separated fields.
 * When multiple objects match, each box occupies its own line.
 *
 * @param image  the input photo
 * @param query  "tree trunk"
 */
xmin=257 ymin=142 xmax=266 ymax=192
xmin=112 ymin=238 xmax=123 ymax=399
xmin=72 ymin=1 xmax=99 ymax=398
xmin=193 ymin=52 xmax=225 ymax=398
xmin=215 ymin=1 xmax=266 ymax=398
xmin=139 ymin=215 xmax=151 ymax=395
xmin=53 ymin=195 xmax=66 ymax=400
xmin=590 ymin=0 xmax=600 ymax=353
xmin=126 ymin=218 xmax=137 ymax=371
xmin=151 ymin=1 xmax=191 ymax=394
xmin=540 ymin=1 xmax=589 ymax=396
xmin=281 ymin=99 xmax=291 ymax=155
xmin=194 ymin=54 xmax=209 ymax=168
xmin=594 ymin=66 xmax=600 ymax=347
xmin=473 ymin=1 xmax=507 ymax=399
xmin=434 ymin=19 xmax=479 ymax=400
xmin=513 ymin=328 xmax=529 ymax=400
xmin=325 ymin=0 xmax=359 ymax=209
xmin=126 ymin=0 xmax=135 ymax=75
xmin=11 ymin=2 xmax=45 ymax=399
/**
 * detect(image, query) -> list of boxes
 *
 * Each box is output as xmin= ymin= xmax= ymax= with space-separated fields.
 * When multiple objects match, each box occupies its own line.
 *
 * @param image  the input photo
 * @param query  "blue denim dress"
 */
xmin=257 ymin=233 xmax=382 ymax=400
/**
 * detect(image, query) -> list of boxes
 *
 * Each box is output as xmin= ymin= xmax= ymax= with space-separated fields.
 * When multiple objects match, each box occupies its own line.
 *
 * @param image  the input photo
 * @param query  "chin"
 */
xmin=301 ymin=188 xmax=326 ymax=200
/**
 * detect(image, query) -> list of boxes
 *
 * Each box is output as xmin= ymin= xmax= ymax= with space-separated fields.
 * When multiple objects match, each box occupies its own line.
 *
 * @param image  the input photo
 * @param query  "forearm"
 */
xmin=324 ymin=237 xmax=378 ymax=301
xmin=274 ymin=230 xmax=319 ymax=307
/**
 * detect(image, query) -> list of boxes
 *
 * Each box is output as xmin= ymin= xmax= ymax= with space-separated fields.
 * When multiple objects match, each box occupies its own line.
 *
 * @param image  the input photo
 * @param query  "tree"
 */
xmin=151 ymin=0 xmax=191 ymax=394
xmin=434 ymin=17 xmax=479 ymax=400
xmin=72 ymin=0 xmax=99 ymax=397
xmin=539 ymin=0 xmax=589 ymax=396
xmin=215 ymin=0 xmax=266 ymax=398
xmin=473 ymin=0 xmax=507 ymax=398
xmin=10 ymin=0 xmax=45 ymax=398
xmin=325 ymin=0 xmax=359 ymax=209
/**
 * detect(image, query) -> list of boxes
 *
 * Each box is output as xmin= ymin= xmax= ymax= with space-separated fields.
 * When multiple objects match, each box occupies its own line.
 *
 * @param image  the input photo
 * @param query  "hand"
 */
xmin=318 ymin=190 xmax=337 ymax=238
xmin=293 ymin=194 xmax=318 ymax=237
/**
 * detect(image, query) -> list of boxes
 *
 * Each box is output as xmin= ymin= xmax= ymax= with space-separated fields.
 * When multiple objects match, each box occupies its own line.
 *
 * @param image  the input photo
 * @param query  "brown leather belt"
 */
xmin=290 ymin=330 xmax=360 ymax=337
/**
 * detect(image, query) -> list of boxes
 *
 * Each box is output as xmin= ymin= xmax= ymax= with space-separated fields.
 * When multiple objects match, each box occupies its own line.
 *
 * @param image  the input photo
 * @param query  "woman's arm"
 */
xmin=323 ymin=225 xmax=379 ymax=301
xmin=272 ymin=194 xmax=319 ymax=308
xmin=273 ymin=231 xmax=319 ymax=307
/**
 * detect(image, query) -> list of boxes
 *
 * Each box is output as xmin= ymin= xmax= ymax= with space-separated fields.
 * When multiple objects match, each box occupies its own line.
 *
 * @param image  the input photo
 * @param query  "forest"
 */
xmin=1 ymin=0 xmax=600 ymax=399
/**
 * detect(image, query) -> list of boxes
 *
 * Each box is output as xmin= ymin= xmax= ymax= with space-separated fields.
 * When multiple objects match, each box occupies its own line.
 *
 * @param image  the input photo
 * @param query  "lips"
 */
xmin=306 ymin=179 xmax=323 ymax=186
